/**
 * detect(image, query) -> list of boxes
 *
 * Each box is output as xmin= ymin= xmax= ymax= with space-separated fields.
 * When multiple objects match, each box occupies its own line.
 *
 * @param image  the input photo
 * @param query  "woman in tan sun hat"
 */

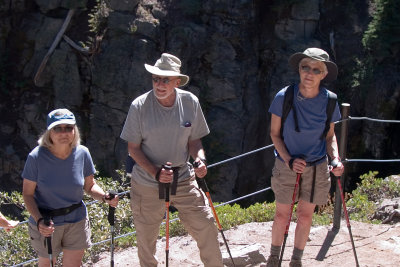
xmin=120 ymin=53 xmax=223 ymax=267
xmin=266 ymin=48 xmax=344 ymax=267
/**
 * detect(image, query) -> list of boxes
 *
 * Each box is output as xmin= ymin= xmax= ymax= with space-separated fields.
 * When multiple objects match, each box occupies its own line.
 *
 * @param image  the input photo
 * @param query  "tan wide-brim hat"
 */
xmin=144 ymin=53 xmax=189 ymax=87
xmin=288 ymin=47 xmax=338 ymax=82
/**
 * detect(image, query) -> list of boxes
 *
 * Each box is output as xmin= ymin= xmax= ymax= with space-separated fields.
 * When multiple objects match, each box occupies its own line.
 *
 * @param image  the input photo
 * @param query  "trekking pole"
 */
xmin=331 ymin=159 xmax=360 ymax=267
xmin=165 ymin=184 xmax=170 ymax=267
xmin=163 ymin=164 xmax=172 ymax=267
xmin=194 ymin=161 xmax=236 ymax=267
xmin=43 ymin=217 xmax=54 ymax=267
xmin=107 ymin=190 xmax=117 ymax=267
xmin=278 ymin=173 xmax=301 ymax=267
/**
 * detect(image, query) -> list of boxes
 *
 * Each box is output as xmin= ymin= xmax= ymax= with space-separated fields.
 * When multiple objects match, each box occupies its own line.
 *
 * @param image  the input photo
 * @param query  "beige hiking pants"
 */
xmin=130 ymin=176 xmax=223 ymax=267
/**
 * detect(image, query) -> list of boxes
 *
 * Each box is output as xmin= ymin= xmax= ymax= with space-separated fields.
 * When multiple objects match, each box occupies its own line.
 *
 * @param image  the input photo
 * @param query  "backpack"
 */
xmin=280 ymin=84 xmax=337 ymax=140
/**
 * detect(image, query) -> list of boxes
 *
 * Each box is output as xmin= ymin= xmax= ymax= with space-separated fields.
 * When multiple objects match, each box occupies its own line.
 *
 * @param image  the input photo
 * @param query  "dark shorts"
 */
xmin=28 ymin=217 xmax=91 ymax=258
xmin=271 ymin=158 xmax=331 ymax=205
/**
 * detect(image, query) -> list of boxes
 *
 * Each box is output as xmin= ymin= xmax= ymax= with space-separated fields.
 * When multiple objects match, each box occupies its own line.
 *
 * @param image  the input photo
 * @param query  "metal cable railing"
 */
xmin=5 ymin=114 xmax=400 ymax=266
xmin=349 ymin=116 xmax=400 ymax=123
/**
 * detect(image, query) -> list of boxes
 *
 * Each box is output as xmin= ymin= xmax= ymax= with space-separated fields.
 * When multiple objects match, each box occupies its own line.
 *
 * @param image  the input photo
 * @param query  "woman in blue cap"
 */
xmin=22 ymin=108 xmax=118 ymax=266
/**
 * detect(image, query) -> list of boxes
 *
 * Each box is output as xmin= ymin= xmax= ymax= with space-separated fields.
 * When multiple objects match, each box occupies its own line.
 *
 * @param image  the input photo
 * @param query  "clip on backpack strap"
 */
xmin=320 ymin=90 xmax=337 ymax=140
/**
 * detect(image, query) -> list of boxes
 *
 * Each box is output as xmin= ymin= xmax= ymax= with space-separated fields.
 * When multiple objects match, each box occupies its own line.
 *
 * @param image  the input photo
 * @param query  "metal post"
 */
xmin=333 ymin=103 xmax=350 ymax=230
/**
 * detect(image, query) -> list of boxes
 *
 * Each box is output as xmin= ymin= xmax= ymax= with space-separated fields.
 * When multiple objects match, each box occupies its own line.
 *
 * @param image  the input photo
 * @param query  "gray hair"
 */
xmin=38 ymin=125 xmax=81 ymax=149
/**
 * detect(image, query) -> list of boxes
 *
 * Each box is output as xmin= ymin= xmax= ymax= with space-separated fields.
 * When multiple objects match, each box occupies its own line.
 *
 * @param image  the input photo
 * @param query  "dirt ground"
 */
xmin=86 ymin=221 xmax=400 ymax=267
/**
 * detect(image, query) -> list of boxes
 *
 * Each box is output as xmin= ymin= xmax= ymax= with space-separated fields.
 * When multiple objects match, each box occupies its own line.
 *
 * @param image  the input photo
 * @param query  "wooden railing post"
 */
xmin=333 ymin=103 xmax=350 ymax=230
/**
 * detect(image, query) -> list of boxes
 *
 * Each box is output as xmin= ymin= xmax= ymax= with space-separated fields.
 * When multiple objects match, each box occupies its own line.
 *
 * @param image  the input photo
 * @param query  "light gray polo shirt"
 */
xmin=120 ymin=88 xmax=210 ymax=187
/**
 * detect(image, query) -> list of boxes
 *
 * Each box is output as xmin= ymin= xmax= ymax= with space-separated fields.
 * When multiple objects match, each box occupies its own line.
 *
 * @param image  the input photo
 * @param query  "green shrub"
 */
xmin=0 ymin=222 xmax=35 ymax=266
xmin=347 ymin=171 xmax=400 ymax=223
xmin=88 ymin=0 xmax=111 ymax=34
xmin=2 ymin=170 xmax=399 ymax=265
xmin=362 ymin=0 xmax=400 ymax=59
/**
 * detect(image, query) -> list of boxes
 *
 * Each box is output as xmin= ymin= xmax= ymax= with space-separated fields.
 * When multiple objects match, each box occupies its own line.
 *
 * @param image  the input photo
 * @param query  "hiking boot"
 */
xmin=266 ymin=255 xmax=279 ymax=267
xmin=289 ymin=259 xmax=302 ymax=267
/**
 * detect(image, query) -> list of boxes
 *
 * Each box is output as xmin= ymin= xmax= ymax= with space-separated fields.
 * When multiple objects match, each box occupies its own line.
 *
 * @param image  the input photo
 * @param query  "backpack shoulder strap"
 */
xmin=320 ymin=90 xmax=338 ymax=140
xmin=280 ymin=84 xmax=299 ymax=138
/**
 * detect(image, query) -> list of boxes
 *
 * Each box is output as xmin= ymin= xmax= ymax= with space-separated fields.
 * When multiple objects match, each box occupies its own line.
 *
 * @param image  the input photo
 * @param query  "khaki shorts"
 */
xmin=28 ymin=217 xmax=91 ymax=258
xmin=271 ymin=158 xmax=331 ymax=205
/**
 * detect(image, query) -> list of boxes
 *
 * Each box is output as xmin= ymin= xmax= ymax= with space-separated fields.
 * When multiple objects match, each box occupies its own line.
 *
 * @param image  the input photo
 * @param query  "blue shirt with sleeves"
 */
xmin=268 ymin=84 xmax=341 ymax=162
xmin=22 ymin=145 xmax=96 ymax=226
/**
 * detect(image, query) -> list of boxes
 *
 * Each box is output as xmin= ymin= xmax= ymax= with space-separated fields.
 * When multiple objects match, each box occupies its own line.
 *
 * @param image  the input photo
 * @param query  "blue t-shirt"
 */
xmin=22 ymin=145 xmax=96 ymax=225
xmin=268 ymin=84 xmax=341 ymax=162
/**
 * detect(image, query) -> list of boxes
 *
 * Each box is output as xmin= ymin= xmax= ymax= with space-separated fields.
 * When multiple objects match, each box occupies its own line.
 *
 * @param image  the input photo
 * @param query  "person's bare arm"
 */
xmin=22 ymin=179 xmax=53 ymax=236
xmin=270 ymin=114 xmax=306 ymax=172
xmin=326 ymin=122 xmax=344 ymax=176
xmin=188 ymin=139 xmax=207 ymax=178
xmin=128 ymin=142 xmax=173 ymax=183
xmin=0 ymin=212 xmax=19 ymax=230
xmin=22 ymin=179 xmax=42 ymax=223
xmin=270 ymin=114 xmax=291 ymax=164
xmin=83 ymin=175 xmax=119 ymax=207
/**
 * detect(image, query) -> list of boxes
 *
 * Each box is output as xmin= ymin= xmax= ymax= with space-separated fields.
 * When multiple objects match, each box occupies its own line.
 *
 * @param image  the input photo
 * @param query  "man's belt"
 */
xmin=158 ymin=166 xmax=180 ymax=199
xmin=39 ymin=201 xmax=83 ymax=217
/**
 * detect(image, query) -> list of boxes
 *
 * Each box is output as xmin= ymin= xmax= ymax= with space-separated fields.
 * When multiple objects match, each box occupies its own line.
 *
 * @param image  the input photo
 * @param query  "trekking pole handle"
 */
xmin=107 ymin=190 xmax=117 ymax=226
xmin=43 ymin=217 xmax=53 ymax=255
xmin=43 ymin=217 xmax=52 ymax=227
xmin=193 ymin=161 xmax=209 ymax=193
xmin=163 ymin=163 xmax=172 ymax=202
xmin=330 ymin=158 xmax=340 ymax=169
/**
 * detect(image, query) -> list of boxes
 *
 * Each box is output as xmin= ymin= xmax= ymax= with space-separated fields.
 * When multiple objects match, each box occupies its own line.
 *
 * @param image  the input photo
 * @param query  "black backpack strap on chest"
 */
xmin=320 ymin=90 xmax=337 ymax=140
xmin=281 ymin=85 xmax=337 ymax=140
xmin=280 ymin=84 xmax=300 ymax=138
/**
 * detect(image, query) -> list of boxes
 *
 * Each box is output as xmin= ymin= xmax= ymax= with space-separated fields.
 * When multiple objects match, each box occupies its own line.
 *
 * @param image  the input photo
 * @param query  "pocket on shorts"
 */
xmin=271 ymin=159 xmax=283 ymax=190
xmin=271 ymin=164 xmax=280 ymax=179
xmin=28 ymin=222 xmax=45 ymax=256
xmin=318 ymin=163 xmax=331 ymax=186
xmin=28 ymin=223 xmax=42 ymax=241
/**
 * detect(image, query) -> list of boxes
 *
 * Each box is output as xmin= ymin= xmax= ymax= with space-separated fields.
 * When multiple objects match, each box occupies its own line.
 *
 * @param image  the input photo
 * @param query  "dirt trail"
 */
xmin=86 ymin=221 xmax=400 ymax=267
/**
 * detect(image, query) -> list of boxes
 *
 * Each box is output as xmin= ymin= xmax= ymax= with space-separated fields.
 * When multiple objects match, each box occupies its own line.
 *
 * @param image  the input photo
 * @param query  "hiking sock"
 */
xmin=270 ymin=245 xmax=281 ymax=257
xmin=291 ymin=247 xmax=304 ymax=261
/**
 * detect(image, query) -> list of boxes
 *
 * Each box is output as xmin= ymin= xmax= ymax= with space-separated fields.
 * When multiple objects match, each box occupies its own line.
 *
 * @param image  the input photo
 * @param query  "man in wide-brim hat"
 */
xmin=120 ymin=53 xmax=223 ymax=267
xmin=267 ymin=47 xmax=344 ymax=267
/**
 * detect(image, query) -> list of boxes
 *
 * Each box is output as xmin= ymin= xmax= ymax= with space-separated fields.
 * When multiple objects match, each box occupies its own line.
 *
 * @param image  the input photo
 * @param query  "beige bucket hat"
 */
xmin=144 ymin=53 xmax=189 ymax=86
xmin=289 ymin=48 xmax=338 ymax=82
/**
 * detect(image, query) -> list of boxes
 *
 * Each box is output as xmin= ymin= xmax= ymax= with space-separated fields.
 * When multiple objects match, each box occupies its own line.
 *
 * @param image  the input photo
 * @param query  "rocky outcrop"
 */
xmin=373 ymin=198 xmax=400 ymax=224
xmin=0 ymin=0 xmax=399 ymax=202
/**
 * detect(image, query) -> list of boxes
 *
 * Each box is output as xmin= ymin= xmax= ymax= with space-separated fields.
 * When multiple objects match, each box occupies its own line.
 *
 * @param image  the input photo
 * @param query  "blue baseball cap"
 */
xmin=46 ymin=108 xmax=76 ymax=130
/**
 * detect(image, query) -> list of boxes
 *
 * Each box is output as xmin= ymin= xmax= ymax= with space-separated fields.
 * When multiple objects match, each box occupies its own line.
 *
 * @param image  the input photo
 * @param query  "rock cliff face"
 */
xmin=0 ymin=0 xmax=399 ymax=202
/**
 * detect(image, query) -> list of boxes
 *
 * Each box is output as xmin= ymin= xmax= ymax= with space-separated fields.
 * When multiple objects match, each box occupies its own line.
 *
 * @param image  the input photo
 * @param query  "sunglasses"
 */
xmin=52 ymin=125 xmax=74 ymax=133
xmin=300 ymin=65 xmax=324 ymax=75
xmin=152 ymin=77 xmax=178 ymax=84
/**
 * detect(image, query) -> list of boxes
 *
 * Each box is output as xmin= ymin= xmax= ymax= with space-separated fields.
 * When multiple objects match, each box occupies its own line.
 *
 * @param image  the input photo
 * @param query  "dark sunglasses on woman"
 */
xmin=52 ymin=125 xmax=74 ymax=133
